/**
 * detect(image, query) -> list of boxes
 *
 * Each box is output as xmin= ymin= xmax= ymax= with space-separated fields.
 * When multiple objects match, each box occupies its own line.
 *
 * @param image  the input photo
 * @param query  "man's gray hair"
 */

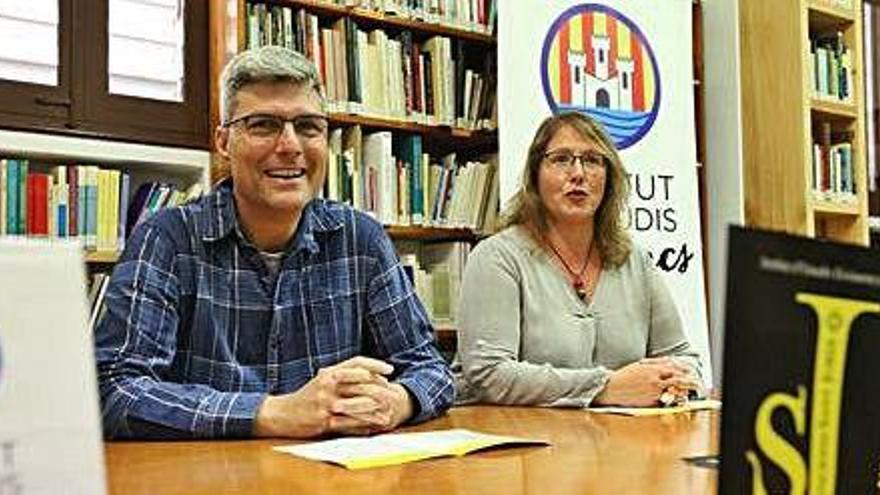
xmin=220 ymin=45 xmax=324 ymax=124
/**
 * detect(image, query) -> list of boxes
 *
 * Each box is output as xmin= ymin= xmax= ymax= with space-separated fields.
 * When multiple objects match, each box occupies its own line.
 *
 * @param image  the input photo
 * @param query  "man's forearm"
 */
xmin=100 ymin=378 xmax=265 ymax=439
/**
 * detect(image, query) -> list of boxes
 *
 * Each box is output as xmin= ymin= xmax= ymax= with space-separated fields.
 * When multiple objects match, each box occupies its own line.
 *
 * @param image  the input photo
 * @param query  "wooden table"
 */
xmin=105 ymin=406 xmax=719 ymax=494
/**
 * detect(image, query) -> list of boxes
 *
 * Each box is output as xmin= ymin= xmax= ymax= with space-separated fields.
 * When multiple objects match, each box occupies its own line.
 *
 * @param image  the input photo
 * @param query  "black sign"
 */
xmin=720 ymin=226 xmax=880 ymax=494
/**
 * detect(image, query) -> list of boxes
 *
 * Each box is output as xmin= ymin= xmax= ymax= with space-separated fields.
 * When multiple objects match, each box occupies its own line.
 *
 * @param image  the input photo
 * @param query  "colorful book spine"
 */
xmin=6 ymin=160 xmax=18 ymax=235
xmin=68 ymin=165 xmax=79 ymax=237
xmin=0 ymin=159 xmax=6 ymax=235
xmin=86 ymin=166 xmax=99 ymax=249
xmin=17 ymin=159 xmax=28 ymax=235
xmin=118 ymin=171 xmax=130 ymax=249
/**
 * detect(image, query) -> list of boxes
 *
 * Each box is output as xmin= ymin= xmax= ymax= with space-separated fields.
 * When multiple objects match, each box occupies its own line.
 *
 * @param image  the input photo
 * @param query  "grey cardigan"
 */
xmin=454 ymin=225 xmax=702 ymax=406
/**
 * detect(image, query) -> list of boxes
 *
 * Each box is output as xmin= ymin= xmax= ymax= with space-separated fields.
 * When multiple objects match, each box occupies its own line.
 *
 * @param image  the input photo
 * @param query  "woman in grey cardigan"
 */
xmin=456 ymin=112 xmax=702 ymax=408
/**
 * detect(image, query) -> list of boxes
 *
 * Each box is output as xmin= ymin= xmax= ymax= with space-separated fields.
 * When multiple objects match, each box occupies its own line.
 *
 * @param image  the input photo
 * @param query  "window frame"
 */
xmin=0 ymin=0 xmax=209 ymax=149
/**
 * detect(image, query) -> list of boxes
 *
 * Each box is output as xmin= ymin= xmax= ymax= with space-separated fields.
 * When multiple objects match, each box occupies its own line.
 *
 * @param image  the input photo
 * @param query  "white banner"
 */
xmin=498 ymin=0 xmax=712 ymax=382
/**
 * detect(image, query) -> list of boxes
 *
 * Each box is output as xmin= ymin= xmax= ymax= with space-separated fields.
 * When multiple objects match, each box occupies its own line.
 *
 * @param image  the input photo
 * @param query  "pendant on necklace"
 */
xmin=572 ymin=278 xmax=587 ymax=300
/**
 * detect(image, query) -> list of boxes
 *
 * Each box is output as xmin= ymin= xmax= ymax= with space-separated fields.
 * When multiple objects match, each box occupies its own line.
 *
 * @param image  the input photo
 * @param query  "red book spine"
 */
xmin=33 ymin=174 xmax=49 ymax=236
xmin=27 ymin=173 xmax=36 ymax=235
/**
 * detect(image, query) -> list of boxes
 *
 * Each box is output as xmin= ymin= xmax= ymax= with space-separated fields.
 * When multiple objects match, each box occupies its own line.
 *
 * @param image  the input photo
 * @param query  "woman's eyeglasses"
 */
xmin=543 ymin=149 xmax=608 ymax=173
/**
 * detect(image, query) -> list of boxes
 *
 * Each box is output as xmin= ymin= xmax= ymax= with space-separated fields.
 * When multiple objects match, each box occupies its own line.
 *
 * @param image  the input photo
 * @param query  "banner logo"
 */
xmin=540 ymin=4 xmax=661 ymax=149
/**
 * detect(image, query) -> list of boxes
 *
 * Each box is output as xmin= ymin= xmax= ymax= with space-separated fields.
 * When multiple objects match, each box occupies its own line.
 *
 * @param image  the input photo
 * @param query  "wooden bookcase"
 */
xmin=739 ymin=0 xmax=868 ymax=245
xmin=209 ymin=1 xmax=499 ymax=348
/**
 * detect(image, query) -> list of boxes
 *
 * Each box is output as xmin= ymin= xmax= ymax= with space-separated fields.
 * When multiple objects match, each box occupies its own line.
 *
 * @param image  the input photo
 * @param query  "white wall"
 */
xmin=702 ymin=0 xmax=745 ymax=389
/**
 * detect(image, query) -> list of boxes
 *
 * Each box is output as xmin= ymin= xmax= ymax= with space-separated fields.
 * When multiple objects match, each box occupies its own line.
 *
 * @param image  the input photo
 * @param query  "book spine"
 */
xmin=118 ymin=171 xmax=130 ymax=249
xmin=7 ymin=160 xmax=18 ymax=235
xmin=87 ymin=166 xmax=99 ymax=250
xmin=68 ymin=165 xmax=78 ymax=237
xmin=34 ymin=174 xmax=48 ymax=236
xmin=18 ymin=160 xmax=28 ymax=235
xmin=26 ymin=172 xmax=36 ymax=235
xmin=0 ymin=159 xmax=6 ymax=235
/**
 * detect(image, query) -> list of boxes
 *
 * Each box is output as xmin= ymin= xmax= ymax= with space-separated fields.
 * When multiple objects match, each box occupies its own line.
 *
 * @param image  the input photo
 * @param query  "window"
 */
xmin=0 ymin=2 xmax=59 ymax=86
xmin=0 ymin=0 xmax=208 ymax=149
xmin=108 ymin=0 xmax=186 ymax=102
xmin=623 ymin=72 xmax=629 ymax=89
xmin=574 ymin=66 xmax=580 ymax=84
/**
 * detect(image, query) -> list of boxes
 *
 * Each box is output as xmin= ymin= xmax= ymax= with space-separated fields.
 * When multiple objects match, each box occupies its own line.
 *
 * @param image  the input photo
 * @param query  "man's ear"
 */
xmin=215 ymin=126 xmax=231 ymax=159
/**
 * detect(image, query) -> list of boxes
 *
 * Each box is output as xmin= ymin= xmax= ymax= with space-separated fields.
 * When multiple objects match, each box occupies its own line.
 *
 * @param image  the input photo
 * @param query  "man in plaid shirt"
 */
xmin=95 ymin=46 xmax=454 ymax=439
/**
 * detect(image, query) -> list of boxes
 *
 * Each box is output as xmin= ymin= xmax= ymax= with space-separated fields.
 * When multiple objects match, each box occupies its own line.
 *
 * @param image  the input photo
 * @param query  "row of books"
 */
xmin=0 ymin=158 xmax=203 ymax=252
xmin=325 ymin=126 xmax=499 ymax=231
xmin=811 ymin=141 xmax=856 ymax=202
xmin=245 ymin=4 xmax=496 ymax=130
xmin=0 ymin=159 xmax=127 ymax=251
xmin=811 ymin=123 xmax=856 ymax=202
xmin=397 ymin=240 xmax=470 ymax=326
xmin=252 ymin=0 xmax=497 ymax=36
xmin=810 ymin=32 xmax=853 ymax=102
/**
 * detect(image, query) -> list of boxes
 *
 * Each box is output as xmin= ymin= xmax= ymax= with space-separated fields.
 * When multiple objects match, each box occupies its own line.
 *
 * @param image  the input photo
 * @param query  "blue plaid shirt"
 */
xmin=95 ymin=181 xmax=454 ymax=439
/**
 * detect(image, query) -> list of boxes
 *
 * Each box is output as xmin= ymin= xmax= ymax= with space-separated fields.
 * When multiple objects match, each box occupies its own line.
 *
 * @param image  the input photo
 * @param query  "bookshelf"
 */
xmin=739 ymin=0 xmax=868 ymax=245
xmin=0 ymin=130 xmax=211 ymax=262
xmin=210 ymin=1 xmax=499 ymax=346
xmin=254 ymin=0 xmax=496 ymax=44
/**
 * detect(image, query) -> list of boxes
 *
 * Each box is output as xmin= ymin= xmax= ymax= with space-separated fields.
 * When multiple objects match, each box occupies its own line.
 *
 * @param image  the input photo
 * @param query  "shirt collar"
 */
xmin=199 ymin=179 xmax=345 ymax=253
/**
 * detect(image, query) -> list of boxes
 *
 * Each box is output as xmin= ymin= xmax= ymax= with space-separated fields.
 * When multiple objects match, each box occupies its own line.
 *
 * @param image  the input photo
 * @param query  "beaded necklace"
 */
xmin=545 ymin=237 xmax=594 ymax=300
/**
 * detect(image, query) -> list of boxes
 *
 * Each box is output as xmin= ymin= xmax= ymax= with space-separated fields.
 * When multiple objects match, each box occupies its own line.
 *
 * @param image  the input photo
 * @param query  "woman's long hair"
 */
xmin=500 ymin=112 xmax=632 ymax=267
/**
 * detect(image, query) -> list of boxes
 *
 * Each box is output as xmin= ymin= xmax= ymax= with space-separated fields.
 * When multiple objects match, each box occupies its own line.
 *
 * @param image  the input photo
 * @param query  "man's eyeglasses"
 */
xmin=543 ymin=149 xmax=609 ymax=173
xmin=224 ymin=113 xmax=329 ymax=141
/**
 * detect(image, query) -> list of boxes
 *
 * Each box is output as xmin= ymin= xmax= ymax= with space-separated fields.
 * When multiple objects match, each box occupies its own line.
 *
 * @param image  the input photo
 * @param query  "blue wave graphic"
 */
xmin=556 ymin=106 xmax=652 ymax=146
xmin=582 ymin=106 xmax=647 ymax=122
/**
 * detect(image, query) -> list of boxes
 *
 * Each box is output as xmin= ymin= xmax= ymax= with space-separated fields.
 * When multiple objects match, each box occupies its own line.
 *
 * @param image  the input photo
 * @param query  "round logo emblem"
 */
xmin=540 ymin=4 xmax=661 ymax=149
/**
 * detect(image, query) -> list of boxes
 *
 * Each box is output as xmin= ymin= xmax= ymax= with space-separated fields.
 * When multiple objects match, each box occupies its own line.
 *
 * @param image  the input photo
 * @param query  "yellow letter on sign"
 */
xmin=796 ymin=293 xmax=880 ymax=495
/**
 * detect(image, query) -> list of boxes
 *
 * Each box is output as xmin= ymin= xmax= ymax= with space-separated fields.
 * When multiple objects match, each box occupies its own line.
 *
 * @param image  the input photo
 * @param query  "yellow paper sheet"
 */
xmin=273 ymin=428 xmax=549 ymax=469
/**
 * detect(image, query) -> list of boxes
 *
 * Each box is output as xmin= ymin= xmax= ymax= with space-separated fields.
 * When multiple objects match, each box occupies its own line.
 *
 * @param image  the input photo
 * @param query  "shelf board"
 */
xmin=810 ymin=98 xmax=858 ymax=120
xmin=287 ymin=0 xmax=495 ymax=44
xmin=810 ymin=198 xmax=861 ymax=215
xmin=807 ymin=1 xmax=856 ymax=26
xmin=85 ymin=250 xmax=120 ymax=263
xmin=0 ymin=129 xmax=210 ymax=180
xmin=385 ymin=225 xmax=478 ymax=242
xmin=328 ymin=111 xmax=497 ymax=143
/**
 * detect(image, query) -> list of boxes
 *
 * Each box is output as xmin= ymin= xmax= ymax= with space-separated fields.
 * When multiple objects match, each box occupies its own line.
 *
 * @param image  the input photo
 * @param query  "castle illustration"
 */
xmin=567 ymin=34 xmax=636 ymax=111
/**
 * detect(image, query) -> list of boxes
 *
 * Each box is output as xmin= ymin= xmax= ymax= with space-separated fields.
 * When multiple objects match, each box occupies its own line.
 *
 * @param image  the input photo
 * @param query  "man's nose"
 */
xmin=276 ymin=122 xmax=303 ymax=151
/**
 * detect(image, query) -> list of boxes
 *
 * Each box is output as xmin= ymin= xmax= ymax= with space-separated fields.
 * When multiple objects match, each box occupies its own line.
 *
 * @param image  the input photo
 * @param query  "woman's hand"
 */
xmin=593 ymin=357 xmax=700 ymax=407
